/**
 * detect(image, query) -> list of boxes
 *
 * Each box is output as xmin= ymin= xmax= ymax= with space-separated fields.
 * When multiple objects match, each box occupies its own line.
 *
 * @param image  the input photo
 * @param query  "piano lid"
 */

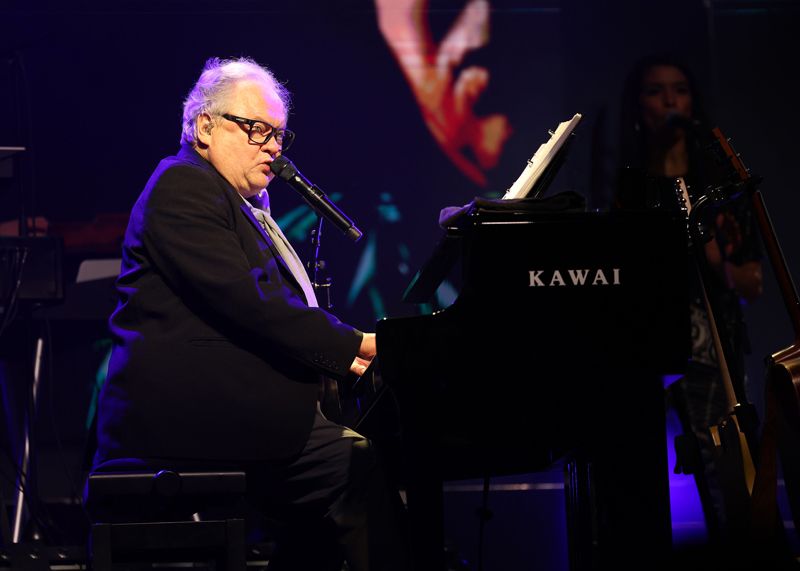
xmin=404 ymin=191 xmax=586 ymax=303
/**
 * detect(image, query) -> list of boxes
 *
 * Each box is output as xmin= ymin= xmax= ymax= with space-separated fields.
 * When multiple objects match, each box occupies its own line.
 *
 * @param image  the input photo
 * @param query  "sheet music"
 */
xmin=502 ymin=113 xmax=582 ymax=200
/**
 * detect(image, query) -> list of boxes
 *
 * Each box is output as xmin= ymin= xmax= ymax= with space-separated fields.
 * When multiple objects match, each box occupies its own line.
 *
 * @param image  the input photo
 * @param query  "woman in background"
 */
xmin=615 ymin=53 xmax=763 ymax=540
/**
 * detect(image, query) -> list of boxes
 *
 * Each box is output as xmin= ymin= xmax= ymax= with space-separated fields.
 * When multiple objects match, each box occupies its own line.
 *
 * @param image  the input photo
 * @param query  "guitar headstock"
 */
xmin=673 ymin=175 xmax=705 ymax=247
xmin=671 ymin=174 xmax=715 ymax=253
xmin=710 ymin=127 xmax=751 ymax=183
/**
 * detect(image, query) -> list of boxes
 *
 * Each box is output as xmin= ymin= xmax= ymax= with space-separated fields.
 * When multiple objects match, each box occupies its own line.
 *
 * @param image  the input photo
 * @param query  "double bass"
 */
xmin=710 ymin=128 xmax=800 ymax=538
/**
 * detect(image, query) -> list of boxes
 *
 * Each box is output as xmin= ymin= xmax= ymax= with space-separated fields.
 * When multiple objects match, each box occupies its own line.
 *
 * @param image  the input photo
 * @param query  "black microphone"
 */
xmin=270 ymin=155 xmax=362 ymax=242
xmin=665 ymin=112 xmax=701 ymax=132
xmin=665 ymin=113 xmax=715 ymax=150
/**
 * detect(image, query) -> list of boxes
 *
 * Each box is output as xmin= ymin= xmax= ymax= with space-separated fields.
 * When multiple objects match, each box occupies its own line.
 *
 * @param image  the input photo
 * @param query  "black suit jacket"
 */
xmin=94 ymin=145 xmax=362 ymax=464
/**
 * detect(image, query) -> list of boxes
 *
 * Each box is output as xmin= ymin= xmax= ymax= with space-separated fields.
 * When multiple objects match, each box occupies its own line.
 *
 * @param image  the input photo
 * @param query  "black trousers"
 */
xmin=245 ymin=408 xmax=411 ymax=571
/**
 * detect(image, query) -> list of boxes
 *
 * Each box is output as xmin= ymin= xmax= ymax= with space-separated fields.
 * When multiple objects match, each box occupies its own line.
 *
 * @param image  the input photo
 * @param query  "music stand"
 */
xmin=0 ymin=145 xmax=67 ymax=548
xmin=0 ymin=147 xmax=24 ymax=547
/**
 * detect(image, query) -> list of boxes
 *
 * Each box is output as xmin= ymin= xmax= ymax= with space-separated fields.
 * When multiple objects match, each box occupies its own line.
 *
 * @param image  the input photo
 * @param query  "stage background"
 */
xmin=1 ymin=0 xmax=799 ymax=560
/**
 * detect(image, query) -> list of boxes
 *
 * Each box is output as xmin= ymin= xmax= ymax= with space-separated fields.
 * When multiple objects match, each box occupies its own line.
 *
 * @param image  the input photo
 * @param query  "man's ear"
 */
xmin=196 ymin=113 xmax=214 ymax=147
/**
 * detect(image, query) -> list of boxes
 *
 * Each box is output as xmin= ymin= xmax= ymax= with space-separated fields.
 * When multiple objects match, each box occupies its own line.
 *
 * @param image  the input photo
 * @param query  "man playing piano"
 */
xmin=88 ymin=56 xmax=409 ymax=571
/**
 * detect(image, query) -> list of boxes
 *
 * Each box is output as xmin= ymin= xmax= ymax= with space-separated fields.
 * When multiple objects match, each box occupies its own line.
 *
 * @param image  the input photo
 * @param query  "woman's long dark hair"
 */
xmin=615 ymin=54 xmax=714 ymax=209
xmin=618 ymin=53 xmax=711 ymax=172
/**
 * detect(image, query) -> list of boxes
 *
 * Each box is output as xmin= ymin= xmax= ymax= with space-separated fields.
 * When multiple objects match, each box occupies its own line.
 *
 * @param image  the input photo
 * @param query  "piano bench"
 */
xmin=85 ymin=469 xmax=248 ymax=571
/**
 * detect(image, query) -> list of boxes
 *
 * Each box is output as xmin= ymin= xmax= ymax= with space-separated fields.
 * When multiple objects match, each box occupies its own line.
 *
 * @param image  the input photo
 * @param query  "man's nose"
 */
xmin=262 ymin=137 xmax=281 ymax=156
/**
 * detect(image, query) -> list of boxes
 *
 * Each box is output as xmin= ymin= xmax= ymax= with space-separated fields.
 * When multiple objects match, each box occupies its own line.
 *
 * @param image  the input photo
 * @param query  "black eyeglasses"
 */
xmin=221 ymin=113 xmax=295 ymax=151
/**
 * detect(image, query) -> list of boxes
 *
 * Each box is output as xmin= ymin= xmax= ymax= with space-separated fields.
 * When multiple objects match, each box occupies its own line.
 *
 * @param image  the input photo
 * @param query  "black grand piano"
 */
xmin=373 ymin=199 xmax=690 ymax=570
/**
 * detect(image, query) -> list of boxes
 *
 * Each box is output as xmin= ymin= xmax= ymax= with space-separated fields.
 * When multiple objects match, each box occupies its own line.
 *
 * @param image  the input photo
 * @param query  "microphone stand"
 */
xmin=309 ymin=218 xmax=342 ymax=423
xmin=308 ymin=218 xmax=332 ymax=310
xmin=307 ymin=217 xmax=382 ymax=431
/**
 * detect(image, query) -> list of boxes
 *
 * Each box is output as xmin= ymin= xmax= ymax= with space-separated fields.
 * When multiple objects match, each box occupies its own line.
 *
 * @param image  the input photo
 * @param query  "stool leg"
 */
xmin=224 ymin=519 xmax=246 ymax=571
xmin=90 ymin=523 xmax=112 ymax=571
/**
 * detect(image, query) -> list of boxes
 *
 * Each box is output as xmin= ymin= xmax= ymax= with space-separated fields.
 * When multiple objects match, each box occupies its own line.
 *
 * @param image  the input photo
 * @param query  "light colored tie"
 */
xmin=250 ymin=206 xmax=319 ymax=308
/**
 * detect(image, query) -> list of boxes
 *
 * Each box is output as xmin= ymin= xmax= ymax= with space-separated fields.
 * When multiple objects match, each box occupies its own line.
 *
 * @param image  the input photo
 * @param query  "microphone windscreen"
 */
xmin=665 ymin=113 xmax=698 ymax=131
xmin=270 ymin=155 xmax=296 ymax=180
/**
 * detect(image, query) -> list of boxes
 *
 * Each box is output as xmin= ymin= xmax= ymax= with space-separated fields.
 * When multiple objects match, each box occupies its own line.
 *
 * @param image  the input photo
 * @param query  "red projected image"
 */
xmin=375 ymin=0 xmax=513 ymax=186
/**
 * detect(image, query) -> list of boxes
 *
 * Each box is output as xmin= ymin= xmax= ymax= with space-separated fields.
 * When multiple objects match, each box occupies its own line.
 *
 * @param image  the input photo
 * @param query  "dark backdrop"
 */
xmin=1 ymin=0 xmax=799 ymax=541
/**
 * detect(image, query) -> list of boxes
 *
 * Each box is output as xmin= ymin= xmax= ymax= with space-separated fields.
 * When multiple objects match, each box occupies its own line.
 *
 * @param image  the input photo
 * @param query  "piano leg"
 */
xmin=402 ymin=431 xmax=446 ymax=571
xmin=563 ymin=372 xmax=672 ymax=569
xmin=564 ymin=453 xmax=595 ymax=570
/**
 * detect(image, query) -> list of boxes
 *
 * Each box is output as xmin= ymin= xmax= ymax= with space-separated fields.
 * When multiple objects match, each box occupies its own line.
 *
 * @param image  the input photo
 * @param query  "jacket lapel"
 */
xmin=176 ymin=145 xmax=306 ymax=298
xmin=239 ymin=204 xmax=299 ymax=288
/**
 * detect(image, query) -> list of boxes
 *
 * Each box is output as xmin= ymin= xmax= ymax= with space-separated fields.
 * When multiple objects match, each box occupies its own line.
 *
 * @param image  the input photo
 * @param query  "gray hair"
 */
xmin=180 ymin=57 xmax=291 ymax=145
